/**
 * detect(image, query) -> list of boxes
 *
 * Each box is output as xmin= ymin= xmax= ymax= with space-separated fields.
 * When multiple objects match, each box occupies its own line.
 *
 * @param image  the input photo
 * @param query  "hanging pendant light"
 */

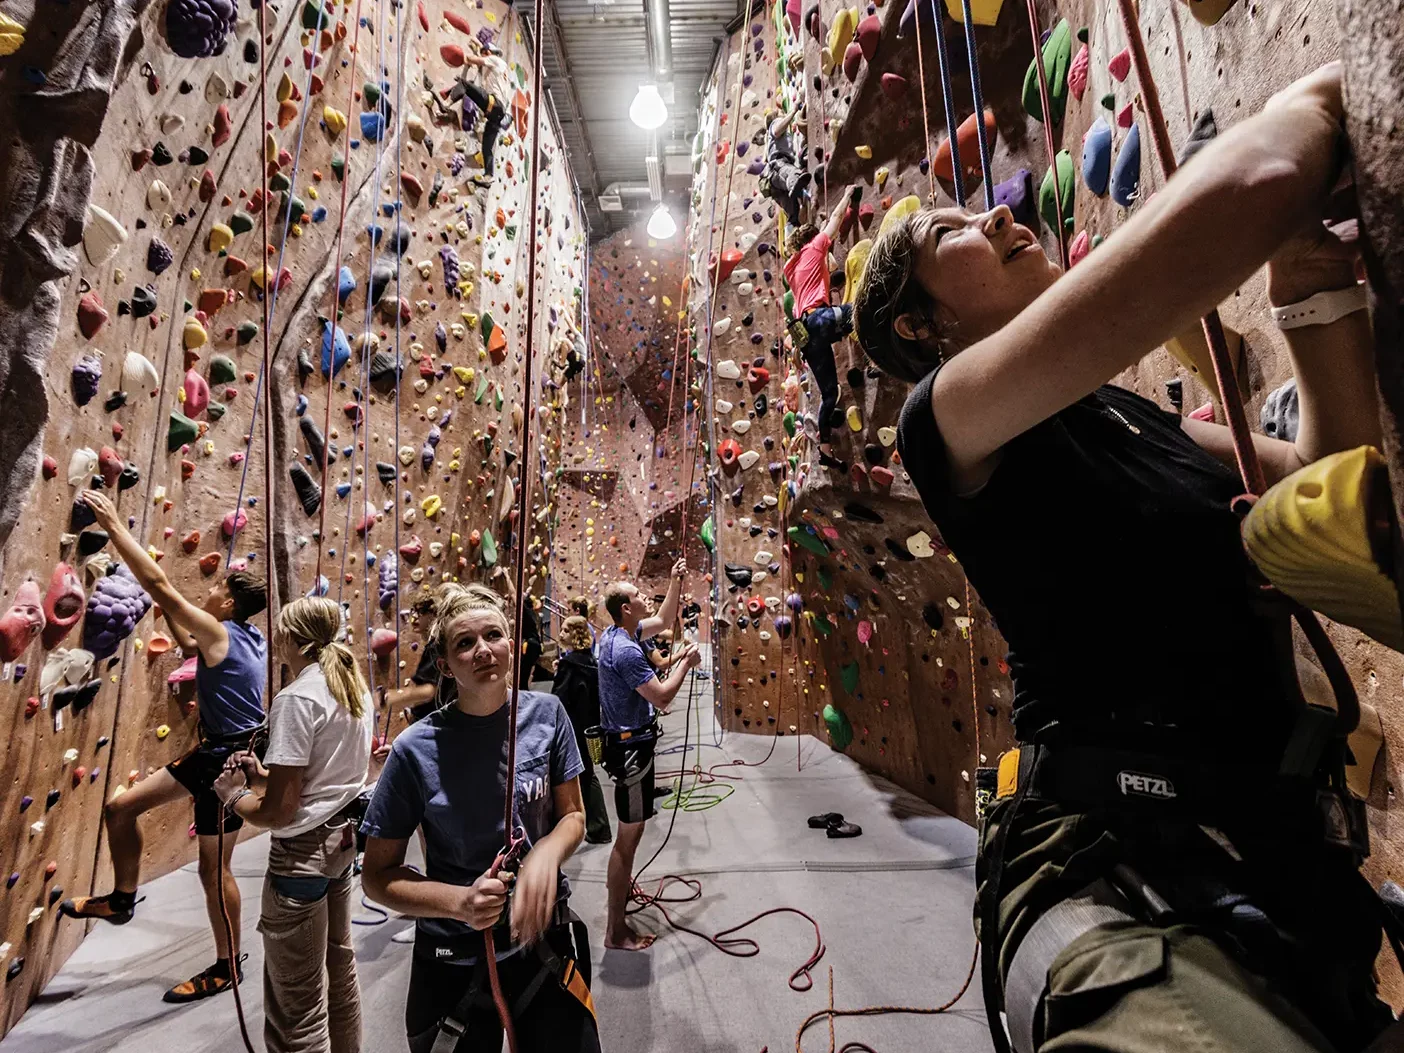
xmin=647 ymin=204 xmax=677 ymax=240
xmin=629 ymin=84 xmax=668 ymax=130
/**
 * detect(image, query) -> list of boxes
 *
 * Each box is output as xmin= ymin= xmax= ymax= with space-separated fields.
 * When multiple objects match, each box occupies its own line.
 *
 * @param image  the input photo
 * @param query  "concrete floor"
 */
xmin=1 ymin=680 xmax=991 ymax=1053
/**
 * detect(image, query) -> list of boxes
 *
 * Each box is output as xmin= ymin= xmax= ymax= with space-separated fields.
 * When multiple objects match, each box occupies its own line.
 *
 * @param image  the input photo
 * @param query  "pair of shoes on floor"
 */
xmin=163 ymin=954 xmax=247 ymax=1004
xmin=807 ymin=811 xmax=862 ymax=838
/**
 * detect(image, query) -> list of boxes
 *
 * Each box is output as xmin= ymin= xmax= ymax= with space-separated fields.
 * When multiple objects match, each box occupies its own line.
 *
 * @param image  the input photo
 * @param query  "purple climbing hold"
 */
xmin=165 ymin=0 xmax=238 ymax=59
xmin=82 ymin=564 xmax=153 ymax=661
xmin=786 ymin=592 xmax=804 ymax=612
xmin=378 ymin=552 xmax=398 ymax=611
xmin=439 ymin=245 xmax=461 ymax=288
xmin=747 ymin=159 xmax=765 ymax=176
xmin=147 ymin=238 xmax=174 ymax=275
xmin=994 ymin=168 xmax=1037 ymax=230
xmin=72 ymin=353 xmax=102 ymax=406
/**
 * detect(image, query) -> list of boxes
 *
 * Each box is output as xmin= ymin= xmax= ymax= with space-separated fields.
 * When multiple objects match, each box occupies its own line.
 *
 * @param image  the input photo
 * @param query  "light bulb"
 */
xmin=646 ymin=205 xmax=677 ymax=240
xmin=629 ymin=84 xmax=668 ymax=131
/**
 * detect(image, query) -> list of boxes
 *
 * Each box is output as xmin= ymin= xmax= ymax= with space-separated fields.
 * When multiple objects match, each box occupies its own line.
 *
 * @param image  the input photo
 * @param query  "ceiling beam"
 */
xmin=534 ymin=4 xmax=605 ymax=201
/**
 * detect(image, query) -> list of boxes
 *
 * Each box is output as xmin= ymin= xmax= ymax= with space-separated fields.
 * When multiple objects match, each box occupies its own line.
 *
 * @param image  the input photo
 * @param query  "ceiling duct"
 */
xmin=644 ymin=0 xmax=673 ymax=81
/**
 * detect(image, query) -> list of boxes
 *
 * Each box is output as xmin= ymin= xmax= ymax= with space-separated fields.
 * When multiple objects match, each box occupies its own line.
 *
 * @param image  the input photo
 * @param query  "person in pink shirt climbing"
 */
xmin=784 ymin=183 xmax=862 ymax=471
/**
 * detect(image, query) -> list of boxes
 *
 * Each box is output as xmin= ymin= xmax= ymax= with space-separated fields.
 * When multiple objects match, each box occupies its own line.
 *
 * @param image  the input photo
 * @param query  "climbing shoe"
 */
xmin=470 ymin=175 xmax=494 ymax=189
xmin=808 ymin=812 xmax=843 ymax=829
xmin=163 ymin=956 xmax=245 ymax=1004
xmin=826 ymin=817 xmax=863 ymax=839
xmin=60 ymin=891 xmax=139 ymax=925
xmin=818 ymin=451 xmax=848 ymax=473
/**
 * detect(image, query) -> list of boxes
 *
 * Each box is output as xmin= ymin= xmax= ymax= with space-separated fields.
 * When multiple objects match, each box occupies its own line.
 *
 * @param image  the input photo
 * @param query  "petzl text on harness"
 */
xmin=1242 ymin=445 xmax=1404 ymax=654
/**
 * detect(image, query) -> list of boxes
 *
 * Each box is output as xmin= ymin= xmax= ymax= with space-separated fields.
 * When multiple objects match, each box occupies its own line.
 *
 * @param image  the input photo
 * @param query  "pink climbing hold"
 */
xmin=842 ymin=42 xmax=863 ymax=82
xmin=1108 ymin=46 xmax=1131 ymax=82
xmin=41 ymin=563 xmax=84 ymax=649
xmin=183 ymin=369 xmax=211 ymax=418
xmin=870 ymin=466 xmax=896 ymax=488
xmin=1189 ymin=402 xmax=1216 ymax=422
xmin=856 ymin=14 xmax=880 ymax=61
xmin=0 ymin=579 xmax=45 ymax=662
xmin=1069 ymin=230 xmax=1091 ymax=266
xmin=880 ymin=73 xmax=908 ymax=100
xmin=369 ymin=628 xmax=398 ymax=658
xmin=98 ymin=446 xmax=124 ymax=489
xmin=222 ymin=509 xmax=247 ymax=540
xmin=1069 ymin=43 xmax=1089 ymax=102
xmin=1116 ymin=102 xmax=1134 ymax=129
xmin=856 ymin=619 xmax=873 ymax=646
xmin=786 ymin=0 xmax=802 ymax=35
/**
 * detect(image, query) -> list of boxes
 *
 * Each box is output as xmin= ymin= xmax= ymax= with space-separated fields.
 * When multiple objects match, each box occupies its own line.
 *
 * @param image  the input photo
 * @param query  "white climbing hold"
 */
xmin=765 ymin=596 xmax=781 ymax=610
xmin=753 ymin=571 xmax=768 ymax=584
xmin=397 ymin=445 xmax=416 ymax=466
xmin=716 ymin=399 xmax=734 ymax=414
xmin=160 ymin=113 xmax=185 ymax=136
xmin=761 ymin=494 xmax=778 ymax=507
xmin=738 ymin=450 xmax=760 ymax=470
xmin=731 ymin=418 xmax=752 ymax=434
xmin=759 ymin=630 xmax=772 ymax=641
xmin=877 ymin=426 xmax=898 ymax=447
xmin=737 ymin=282 xmax=754 ymax=297
xmin=68 ymin=447 xmax=98 ymax=486
xmin=738 ymin=517 xmax=752 ymax=529
xmin=83 ymin=204 xmax=128 ymax=266
xmin=123 ymin=351 xmax=160 ymax=393
xmin=429 ymin=541 xmax=444 ymax=558
xmin=907 ymin=531 xmax=934 ymax=558
xmin=205 ymin=72 xmax=230 ymax=102
xmin=716 ymin=360 xmax=741 ymax=380
xmin=741 ymin=89 xmax=759 ymax=108
xmin=713 ymin=317 xmax=732 ymax=337
xmin=739 ymin=233 xmax=758 ymax=253
xmin=754 ymin=550 xmax=773 ymax=564
xmin=147 ymin=180 xmax=172 ymax=211
xmin=731 ymin=268 xmax=753 ymax=284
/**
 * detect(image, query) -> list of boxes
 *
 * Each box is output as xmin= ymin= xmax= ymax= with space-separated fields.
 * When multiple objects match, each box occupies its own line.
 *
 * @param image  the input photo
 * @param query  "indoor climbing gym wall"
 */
xmin=0 ymin=0 xmax=585 ymax=1030
xmin=552 ymin=218 xmax=706 ymax=609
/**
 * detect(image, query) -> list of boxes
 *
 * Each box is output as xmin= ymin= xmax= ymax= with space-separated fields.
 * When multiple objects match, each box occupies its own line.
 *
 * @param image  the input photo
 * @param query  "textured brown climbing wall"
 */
xmin=0 ymin=0 xmax=585 ymax=1031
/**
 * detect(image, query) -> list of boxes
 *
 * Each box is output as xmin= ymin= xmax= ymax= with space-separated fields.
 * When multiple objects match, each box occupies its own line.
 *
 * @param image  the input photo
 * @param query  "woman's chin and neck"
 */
xmin=453 ymin=671 xmax=510 ymax=716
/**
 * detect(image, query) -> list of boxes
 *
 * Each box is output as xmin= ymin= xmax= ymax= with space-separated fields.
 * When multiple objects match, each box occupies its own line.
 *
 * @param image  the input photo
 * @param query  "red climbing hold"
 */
xmin=712 ymin=248 xmax=742 ymax=285
xmin=933 ymin=110 xmax=997 ymax=185
xmin=40 ymin=563 xmax=84 ymax=649
xmin=858 ymin=203 xmax=875 ymax=228
xmin=370 ymin=628 xmax=398 ymax=657
xmin=856 ymin=14 xmax=880 ymax=60
xmin=715 ymin=140 xmax=731 ymax=167
xmin=98 ymin=446 xmax=123 ymax=489
xmin=402 ymin=172 xmax=424 ymax=203
xmin=842 ymin=42 xmax=863 ymax=82
xmin=440 ymin=43 xmax=465 ymax=66
xmin=1108 ymin=46 xmax=1131 ymax=82
xmin=880 ymin=73 xmax=908 ymax=100
xmin=212 ymin=104 xmax=232 ymax=148
xmin=747 ymin=365 xmax=770 ymax=393
xmin=42 ymin=456 xmax=58 ymax=480
xmin=181 ymin=459 xmax=196 ymax=481
xmin=417 ymin=0 xmax=429 ymax=30
xmin=399 ymin=537 xmax=423 ymax=562
xmin=181 ymin=530 xmax=201 ymax=554
xmin=870 ymin=466 xmax=896 ymax=488
xmin=1069 ymin=43 xmax=1090 ymax=102
xmin=199 ymin=552 xmax=222 ymax=576
xmin=197 ymin=288 xmax=230 ymax=315
xmin=444 ymin=10 xmax=471 ymax=33
xmin=1116 ymin=102 xmax=1134 ymax=129
xmin=77 ymin=291 xmax=108 ymax=340
xmin=718 ymin=438 xmax=742 ymax=471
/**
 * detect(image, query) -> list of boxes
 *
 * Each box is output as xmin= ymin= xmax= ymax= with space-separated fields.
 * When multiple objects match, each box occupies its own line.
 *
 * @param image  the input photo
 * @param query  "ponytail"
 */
xmin=276 ymin=597 xmax=369 ymax=719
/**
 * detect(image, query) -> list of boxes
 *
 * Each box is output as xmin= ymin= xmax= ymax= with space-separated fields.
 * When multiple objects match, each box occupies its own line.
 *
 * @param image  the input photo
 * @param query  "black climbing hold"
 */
xmin=863 ymin=444 xmax=883 ymax=466
xmin=187 ymin=146 xmax=209 ymax=166
xmin=151 ymin=142 xmax=173 ymax=166
xmin=884 ymin=538 xmax=915 ymax=562
xmin=1165 ymin=377 xmax=1183 ymax=410
xmin=70 ymin=499 xmax=96 ymax=531
xmin=49 ymin=886 xmax=64 ymax=906
xmin=922 ymin=603 xmax=944 ymax=631
xmin=7 ymin=958 xmax=24 ymax=982
xmin=1177 ymin=108 xmax=1218 ymax=167
xmin=289 ymin=462 xmax=322 ymax=516
xmin=53 ymin=680 xmax=101 ymax=714
xmin=376 ymin=462 xmax=398 ymax=485
xmin=45 ymin=789 xmax=60 ymax=809
xmin=105 ymin=390 xmax=129 ymax=413
xmin=131 ymin=286 xmax=158 ymax=319
xmin=78 ymin=530 xmax=110 ymax=557
xmin=147 ymin=238 xmax=174 ymax=275
xmin=870 ymin=564 xmax=886 ymax=582
xmin=754 ymin=393 xmax=768 ymax=417
xmin=297 ymin=349 xmax=315 ymax=383
xmin=369 ymin=260 xmax=394 ymax=305
xmin=846 ymin=367 xmax=865 ymax=389
xmin=300 ymin=417 xmax=332 ymax=468
xmin=724 ymin=563 xmax=753 ymax=587
xmin=118 ymin=463 xmax=140 ymax=491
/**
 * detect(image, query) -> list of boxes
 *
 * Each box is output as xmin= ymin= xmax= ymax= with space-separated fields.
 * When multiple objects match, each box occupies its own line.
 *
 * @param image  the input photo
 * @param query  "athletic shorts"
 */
xmin=168 ymin=726 xmax=268 ymax=836
xmin=600 ymin=735 xmax=657 ymax=825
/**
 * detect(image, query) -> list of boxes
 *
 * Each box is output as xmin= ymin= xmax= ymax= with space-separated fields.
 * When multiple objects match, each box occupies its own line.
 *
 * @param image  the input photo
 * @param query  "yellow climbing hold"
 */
xmin=277 ymin=72 xmax=295 ymax=103
xmin=0 ymin=13 xmax=25 ymax=56
xmin=843 ymin=239 xmax=871 ymax=305
xmin=250 ymin=266 xmax=268 ymax=290
xmin=421 ymin=494 xmax=443 ymax=518
xmin=453 ymin=366 xmax=473 ymax=383
xmin=875 ymin=167 xmax=889 ymax=189
xmin=943 ymin=0 xmax=1003 ymax=25
xmin=846 ymin=406 xmax=863 ymax=431
xmin=156 ymin=724 xmax=171 ymax=740
xmin=182 ymin=317 xmax=208 ymax=350
xmin=827 ymin=7 xmax=858 ymax=60
xmin=207 ymin=223 xmax=234 ymax=253
xmin=878 ymin=195 xmax=922 ymax=238
xmin=323 ymin=106 xmax=347 ymax=136
xmin=855 ymin=145 xmax=872 ymax=160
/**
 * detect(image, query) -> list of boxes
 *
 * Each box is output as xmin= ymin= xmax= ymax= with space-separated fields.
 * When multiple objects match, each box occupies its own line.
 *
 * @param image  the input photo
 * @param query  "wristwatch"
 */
xmin=1269 ymin=284 xmax=1368 ymax=330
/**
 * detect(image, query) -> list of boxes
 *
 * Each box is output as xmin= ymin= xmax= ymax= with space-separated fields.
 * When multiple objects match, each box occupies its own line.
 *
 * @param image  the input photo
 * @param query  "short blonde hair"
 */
xmin=559 ymin=615 xmax=592 ymax=652
xmin=276 ymin=597 xmax=368 ymax=718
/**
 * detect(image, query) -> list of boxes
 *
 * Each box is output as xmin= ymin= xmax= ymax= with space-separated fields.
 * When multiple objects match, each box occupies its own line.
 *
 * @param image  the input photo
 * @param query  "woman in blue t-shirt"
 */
xmin=360 ymin=584 xmax=598 ymax=1053
xmin=854 ymin=65 xmax=1391 ymax=1053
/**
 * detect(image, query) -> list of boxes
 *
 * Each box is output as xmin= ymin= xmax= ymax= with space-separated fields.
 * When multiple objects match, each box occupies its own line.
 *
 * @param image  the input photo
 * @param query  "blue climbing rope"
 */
xmin=924 ymin=0 xmax=966 ymax=208
xmin=958 ymin=0 xmax=996 ymax=209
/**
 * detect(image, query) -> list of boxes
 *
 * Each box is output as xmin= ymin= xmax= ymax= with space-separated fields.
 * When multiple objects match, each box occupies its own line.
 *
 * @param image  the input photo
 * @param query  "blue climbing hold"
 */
xmin=311 ymin=206 xmax=327 ymax=222
xmin=367 ymin=223 xmax=384 ymax=246
xmin=1111 ymin=123 xmax=1141 ymax=207
xmin=360 ymin=111 xmax=385 ymax=142
xmin=338 ymin=266 xmax=356 ymax=304
xmin=296 ymin=394 xmax=308 ymax=416
xmin=1081 ymin=117 xmax=1112 ymax=197
xmin=321 ymin=319 xmax=351 ymax=377
xmin=335 ymin=482 xmax=352 ymax=498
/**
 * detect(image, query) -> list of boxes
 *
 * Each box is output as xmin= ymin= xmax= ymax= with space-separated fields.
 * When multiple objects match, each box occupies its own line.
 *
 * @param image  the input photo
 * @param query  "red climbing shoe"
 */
xmin=60 ymin=892 xmax=138 ymax=925
xmin=163 ymin=957 xmax=245 ymax=1004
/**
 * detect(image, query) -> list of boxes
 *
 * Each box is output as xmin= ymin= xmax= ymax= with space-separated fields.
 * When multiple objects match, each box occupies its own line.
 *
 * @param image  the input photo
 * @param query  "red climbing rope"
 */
xmin=660 ymin=227 xmax=693 ymax=463
xmin=313 ymin=0 xmax=372 ymax=588
xmin=1022 ymin=0 xmax=1069 ymax=269
xmin=911 ymin=1 xmax=939 ymax=203
xmin=1111 ymin=0 xmax=1265 ymax=496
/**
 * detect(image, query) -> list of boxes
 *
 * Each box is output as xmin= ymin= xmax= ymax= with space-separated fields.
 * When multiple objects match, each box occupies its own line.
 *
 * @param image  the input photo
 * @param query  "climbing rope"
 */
xmin=927 ymin=0 xmax=965 ymax=207
xmin=1022 ymin=0 xmax=1069 ymax=267
xmin=910 ymin=0 xmax=943 ymax=203
xmin=957 ymin=0 xmax=995 ymax=210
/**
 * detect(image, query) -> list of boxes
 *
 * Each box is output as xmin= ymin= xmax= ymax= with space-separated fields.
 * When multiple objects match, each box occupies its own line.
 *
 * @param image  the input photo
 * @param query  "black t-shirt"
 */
xmin=898 ymin=374 xmax=1297 ymax=765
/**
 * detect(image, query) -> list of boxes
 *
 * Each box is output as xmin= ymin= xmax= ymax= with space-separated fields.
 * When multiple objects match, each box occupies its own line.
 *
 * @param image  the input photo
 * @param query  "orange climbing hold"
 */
xmin=487 ymin=325 xmax=507 ymax=365
xmin=933 ymin=109 xmax=997 ymax=185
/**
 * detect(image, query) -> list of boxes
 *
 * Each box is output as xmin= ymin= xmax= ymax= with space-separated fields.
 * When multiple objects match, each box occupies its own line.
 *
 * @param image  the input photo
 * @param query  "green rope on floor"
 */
xmin=659 ymin=779 xmax=736 ymax=812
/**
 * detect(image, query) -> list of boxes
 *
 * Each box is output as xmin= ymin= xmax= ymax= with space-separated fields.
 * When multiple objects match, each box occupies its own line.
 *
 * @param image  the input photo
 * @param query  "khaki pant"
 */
xmin=259 ymin=809 xmax=362 ymax=1053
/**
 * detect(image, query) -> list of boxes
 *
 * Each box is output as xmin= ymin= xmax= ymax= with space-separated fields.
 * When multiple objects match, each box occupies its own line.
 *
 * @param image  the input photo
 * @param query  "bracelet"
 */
xmin=224 ymin=788 xmax=252 ymax=815
xmin=1269 ymin=284 xmax=1367 ymax=330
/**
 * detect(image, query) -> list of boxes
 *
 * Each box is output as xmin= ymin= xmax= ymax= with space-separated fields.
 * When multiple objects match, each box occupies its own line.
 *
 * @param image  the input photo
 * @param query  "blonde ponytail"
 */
xmin=276 ymin=597 xmax=369 ymax=719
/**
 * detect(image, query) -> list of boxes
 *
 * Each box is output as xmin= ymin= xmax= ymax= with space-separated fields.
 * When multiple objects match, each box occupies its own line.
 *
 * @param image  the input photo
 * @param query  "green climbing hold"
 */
xmin=480 ymin=312 xmax=496 ymax=344
xmin=209 ymin=354 xmax=237 ymax=384
xmin=823 ymin=704 xmax=853 ymax=750
xmin=229 ymin=210 xmax=254 ymax=235
xmin=700 ymin=516 xmax=716 ymax=551
xmin=1091 ymin=234 xmax=1104 ymax=249
xmin=168 ymin=411 xmax=198 ymax=451
xmin=1022 ymin=18 xmax=1073 ymax=124
xmin=813 ymin=614 xmax=834 ymax=637
xmin=269 ymin=172 xmax=291 ymax=193
xmin=301 ymin=0 xmax=331 ymax=29
xmin=206 ymin=402 xmax=227 ymax=422
xmin=474 ymin=374 xmax=490 ymax=404
xmin=1039 ymin=151 xmax=1075 ymax=231
xmin=783 ymin=290 xmax=795 ymax=321
xmin=480 ymin=528 xmax=498 ymax=567
xmin=483 ymin=435 xmax=494 ymax=457
xmin=1100 ymin=92 xmax=1116 ymax=111
xmin=493 ymin=386 xmax=504 ymax=411
xmin=840 ymin=661 xmax=859 ymax=694
xmin=330 ymin=154 xmax=346 ymax=180
xmin=363 ymin=82 xmax=382 ymax=106
xmin=817 ymin=567 xmax=833 ymax=591
xmin=783 ymin=411 xmax=796 ymax=438
xmin=236 ymin=320 xmax=258 ymax=345
xmin=788 ymin=525 xmax=830 ymax=556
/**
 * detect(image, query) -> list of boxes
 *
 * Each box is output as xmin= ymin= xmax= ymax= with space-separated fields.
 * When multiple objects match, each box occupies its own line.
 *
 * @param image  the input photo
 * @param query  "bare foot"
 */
xmin=605 ymin=924 xmax=657 ymax=951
